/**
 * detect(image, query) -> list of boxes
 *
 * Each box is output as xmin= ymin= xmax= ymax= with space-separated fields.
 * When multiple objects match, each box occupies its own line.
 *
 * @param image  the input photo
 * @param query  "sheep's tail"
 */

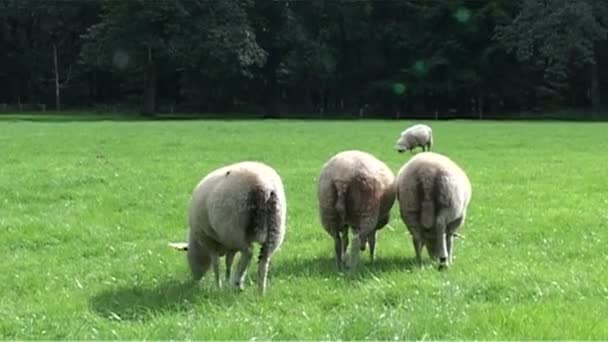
xmin=333 ymin=181 xmax=348 ymax=224
xmin=417 ymin=176 xmax=436 ymax=229
xmin=251 ymin=188 xmax=283 ymax=263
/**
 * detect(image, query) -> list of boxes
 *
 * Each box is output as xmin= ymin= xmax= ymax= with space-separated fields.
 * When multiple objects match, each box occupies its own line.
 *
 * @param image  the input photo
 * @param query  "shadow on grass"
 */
xmin=271 ymin=254 xmax=421 ymax=281
xmin=89 ymin=278 xmax=241 ymax=322
xmin=89 ymin=256 xmax=425 ymax=322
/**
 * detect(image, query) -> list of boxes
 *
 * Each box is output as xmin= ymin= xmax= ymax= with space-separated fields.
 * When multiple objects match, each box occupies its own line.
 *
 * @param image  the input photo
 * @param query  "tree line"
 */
xmin=1 ymin=0 xmax=607 ymax=119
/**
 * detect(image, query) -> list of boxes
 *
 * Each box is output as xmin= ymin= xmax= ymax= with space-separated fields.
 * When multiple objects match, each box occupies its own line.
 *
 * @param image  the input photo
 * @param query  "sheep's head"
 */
xmin=394 ymin=135 xmax=410 ymax=153
xmin=425 ymin=237 xmax=440 ymax=259
xmin=394 ymin=143 xmax=409 ymax=153
xmin=421 ymin=230 xmax=449 ymax=269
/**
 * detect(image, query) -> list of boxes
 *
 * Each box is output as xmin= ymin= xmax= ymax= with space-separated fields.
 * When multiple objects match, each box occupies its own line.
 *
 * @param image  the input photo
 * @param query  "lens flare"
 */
xmin=392 ymin=83 xmax=406 ymax=95
xmin=413 ymin=60 xmax=427 ymax=77
xmin=454 ymin=7 xmax=471 ymax=23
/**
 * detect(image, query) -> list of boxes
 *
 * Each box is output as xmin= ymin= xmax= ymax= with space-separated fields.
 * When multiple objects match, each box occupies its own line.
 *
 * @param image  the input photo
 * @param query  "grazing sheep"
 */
xmin=394 ymin=124 xmax=433 ymax=153
xmin=396 ymin=152 xmax=471 ymax=270
xmin=318 ymin=150 xmax=396 ymax=271
xmin=184 ymin=161 xmax=287 ymax=294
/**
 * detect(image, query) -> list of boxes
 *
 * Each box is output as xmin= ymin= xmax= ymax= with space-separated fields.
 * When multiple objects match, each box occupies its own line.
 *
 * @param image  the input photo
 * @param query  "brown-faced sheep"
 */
xmin=318 ymin=150 xmax=396 ymax=271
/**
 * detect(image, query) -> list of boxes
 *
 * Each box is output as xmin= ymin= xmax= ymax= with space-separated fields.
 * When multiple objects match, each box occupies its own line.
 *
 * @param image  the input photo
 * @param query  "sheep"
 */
xmin=394 ymin=124 xmax=433 ymax=153
xmin=317 ymin=150 xmax=396 ymax=271
xmin=395 ymin=152 xmax=471 ymax=270
xmin=179 ymin=161 xmax=287 ymax=294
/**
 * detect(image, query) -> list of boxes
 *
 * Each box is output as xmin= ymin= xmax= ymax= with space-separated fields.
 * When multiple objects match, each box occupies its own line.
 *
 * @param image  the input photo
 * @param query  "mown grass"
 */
xmin=1 ymin=115 xmax=607 ymax=340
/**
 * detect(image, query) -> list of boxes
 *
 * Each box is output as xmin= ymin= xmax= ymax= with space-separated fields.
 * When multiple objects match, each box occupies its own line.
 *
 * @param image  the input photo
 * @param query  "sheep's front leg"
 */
xmin=435 ymin=218 xmax=449 ymax=270
xmin=225 ymin=250 xmax=236 ymax=283
xmin=232 ymin=247 xmax=253 ymax=290
xmin=368 ymin=232 xmax=376 ymax=263
xmin=349 ymin=216 xmax=377 ymax=271
xmin=446 ymin=234 xmax=454 ymax=265
xmin=348 ymin=234 xmax=362 ymax=271
xmin=446 ymin=217 xmax=463 ymax=265
xmin=341 ymin=226 xmax=349 ymax=256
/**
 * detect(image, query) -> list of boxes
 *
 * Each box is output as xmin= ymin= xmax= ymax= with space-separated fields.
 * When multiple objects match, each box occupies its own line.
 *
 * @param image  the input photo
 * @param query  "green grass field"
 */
xmin=1 ymin=115 xmax=607 ymax=339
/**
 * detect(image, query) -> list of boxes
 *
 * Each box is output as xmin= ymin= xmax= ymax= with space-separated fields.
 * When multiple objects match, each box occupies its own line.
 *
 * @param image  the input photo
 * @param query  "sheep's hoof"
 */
xmin=346 ymin=261 xmax=358 ymax=273
xmin=230 ymin=279 xmax=245 ymax=291
xmin=188 ymin=278 xmax=201 ymax=286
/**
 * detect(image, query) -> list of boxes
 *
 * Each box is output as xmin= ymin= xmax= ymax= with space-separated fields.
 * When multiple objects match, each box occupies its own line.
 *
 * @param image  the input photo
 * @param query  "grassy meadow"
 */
xmin=1 ymin=115 xmax=607 ymax=339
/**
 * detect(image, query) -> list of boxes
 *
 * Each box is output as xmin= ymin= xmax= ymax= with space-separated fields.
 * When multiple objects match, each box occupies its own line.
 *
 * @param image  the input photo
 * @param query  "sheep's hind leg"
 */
xmin=412 ymin=236 xmax=424 ymax=267
xmin=187 ymin=242 xmax=211 ymax=282
xmin=333 ymin=232 xmax=344 ymax=271
xmin=232 ymin=247 xmax=253 ymax=290
xmin=212 ymin=254 xmax=221 ymax=288
xmin=257 ymin=246 xmax=273 ymax=295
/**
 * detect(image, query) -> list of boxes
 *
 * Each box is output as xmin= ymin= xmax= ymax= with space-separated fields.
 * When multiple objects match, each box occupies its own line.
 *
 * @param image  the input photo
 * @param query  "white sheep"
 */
xmin=317 ymin=150 xmax=396 ymax=271
xmin=394 ymin=124 xmax=433 ymax=153
xmin=177 ymin=161 xmax=287 ymax=294
xmin=395 ymin=152 xmax=471 ymax=269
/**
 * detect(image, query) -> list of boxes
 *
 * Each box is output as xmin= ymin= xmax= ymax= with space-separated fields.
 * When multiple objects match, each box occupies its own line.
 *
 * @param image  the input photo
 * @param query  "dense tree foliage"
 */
xmin=1 ymin=0 xmax=607 ymax=118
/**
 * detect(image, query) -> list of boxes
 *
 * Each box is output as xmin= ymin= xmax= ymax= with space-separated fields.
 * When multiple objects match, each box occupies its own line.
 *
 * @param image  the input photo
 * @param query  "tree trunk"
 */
xmin=142 ymin=46 xmax=156 ymax=117
xmin=590 ymin=61 xmax=600 ymax=118
xmin=53 ymin=44 xmax=61 ymax=111
xmin=263 ymin=79 xmax=279 ymax=118
xmin=478 ymin=92 xmax=484 ymax=120
xmin=262 ymin=53 xmax=280 ymax=118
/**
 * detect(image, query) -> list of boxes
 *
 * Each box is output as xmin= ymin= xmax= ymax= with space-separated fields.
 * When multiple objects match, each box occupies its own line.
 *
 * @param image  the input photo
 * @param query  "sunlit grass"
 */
xmin=1 ymin=115 xmax=607 ymax=339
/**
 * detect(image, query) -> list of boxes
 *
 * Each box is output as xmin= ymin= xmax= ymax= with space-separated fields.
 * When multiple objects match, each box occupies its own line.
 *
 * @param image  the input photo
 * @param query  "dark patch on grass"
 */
xmin=272 ymin=255 xmax=420 ymax=280
xmin=88 ymin=278 xmax=240 ymax=322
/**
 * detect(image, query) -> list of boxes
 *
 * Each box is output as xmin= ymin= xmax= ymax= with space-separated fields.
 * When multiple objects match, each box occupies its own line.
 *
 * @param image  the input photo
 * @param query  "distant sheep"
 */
xmin=394 ymin=124 xmax=433 ymax=153
xmin=318 ymin=150 xmax=396 ymax=271
xmin=396 ymin=152 xmax=471 ymax=269
xmin=182 ymin=161 xmax=287 ymax=294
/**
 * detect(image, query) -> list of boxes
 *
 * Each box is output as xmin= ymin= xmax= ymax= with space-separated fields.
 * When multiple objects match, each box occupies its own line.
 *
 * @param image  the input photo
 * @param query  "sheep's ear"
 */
xmin=168 ymin=242 xmax=188 ymax=251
